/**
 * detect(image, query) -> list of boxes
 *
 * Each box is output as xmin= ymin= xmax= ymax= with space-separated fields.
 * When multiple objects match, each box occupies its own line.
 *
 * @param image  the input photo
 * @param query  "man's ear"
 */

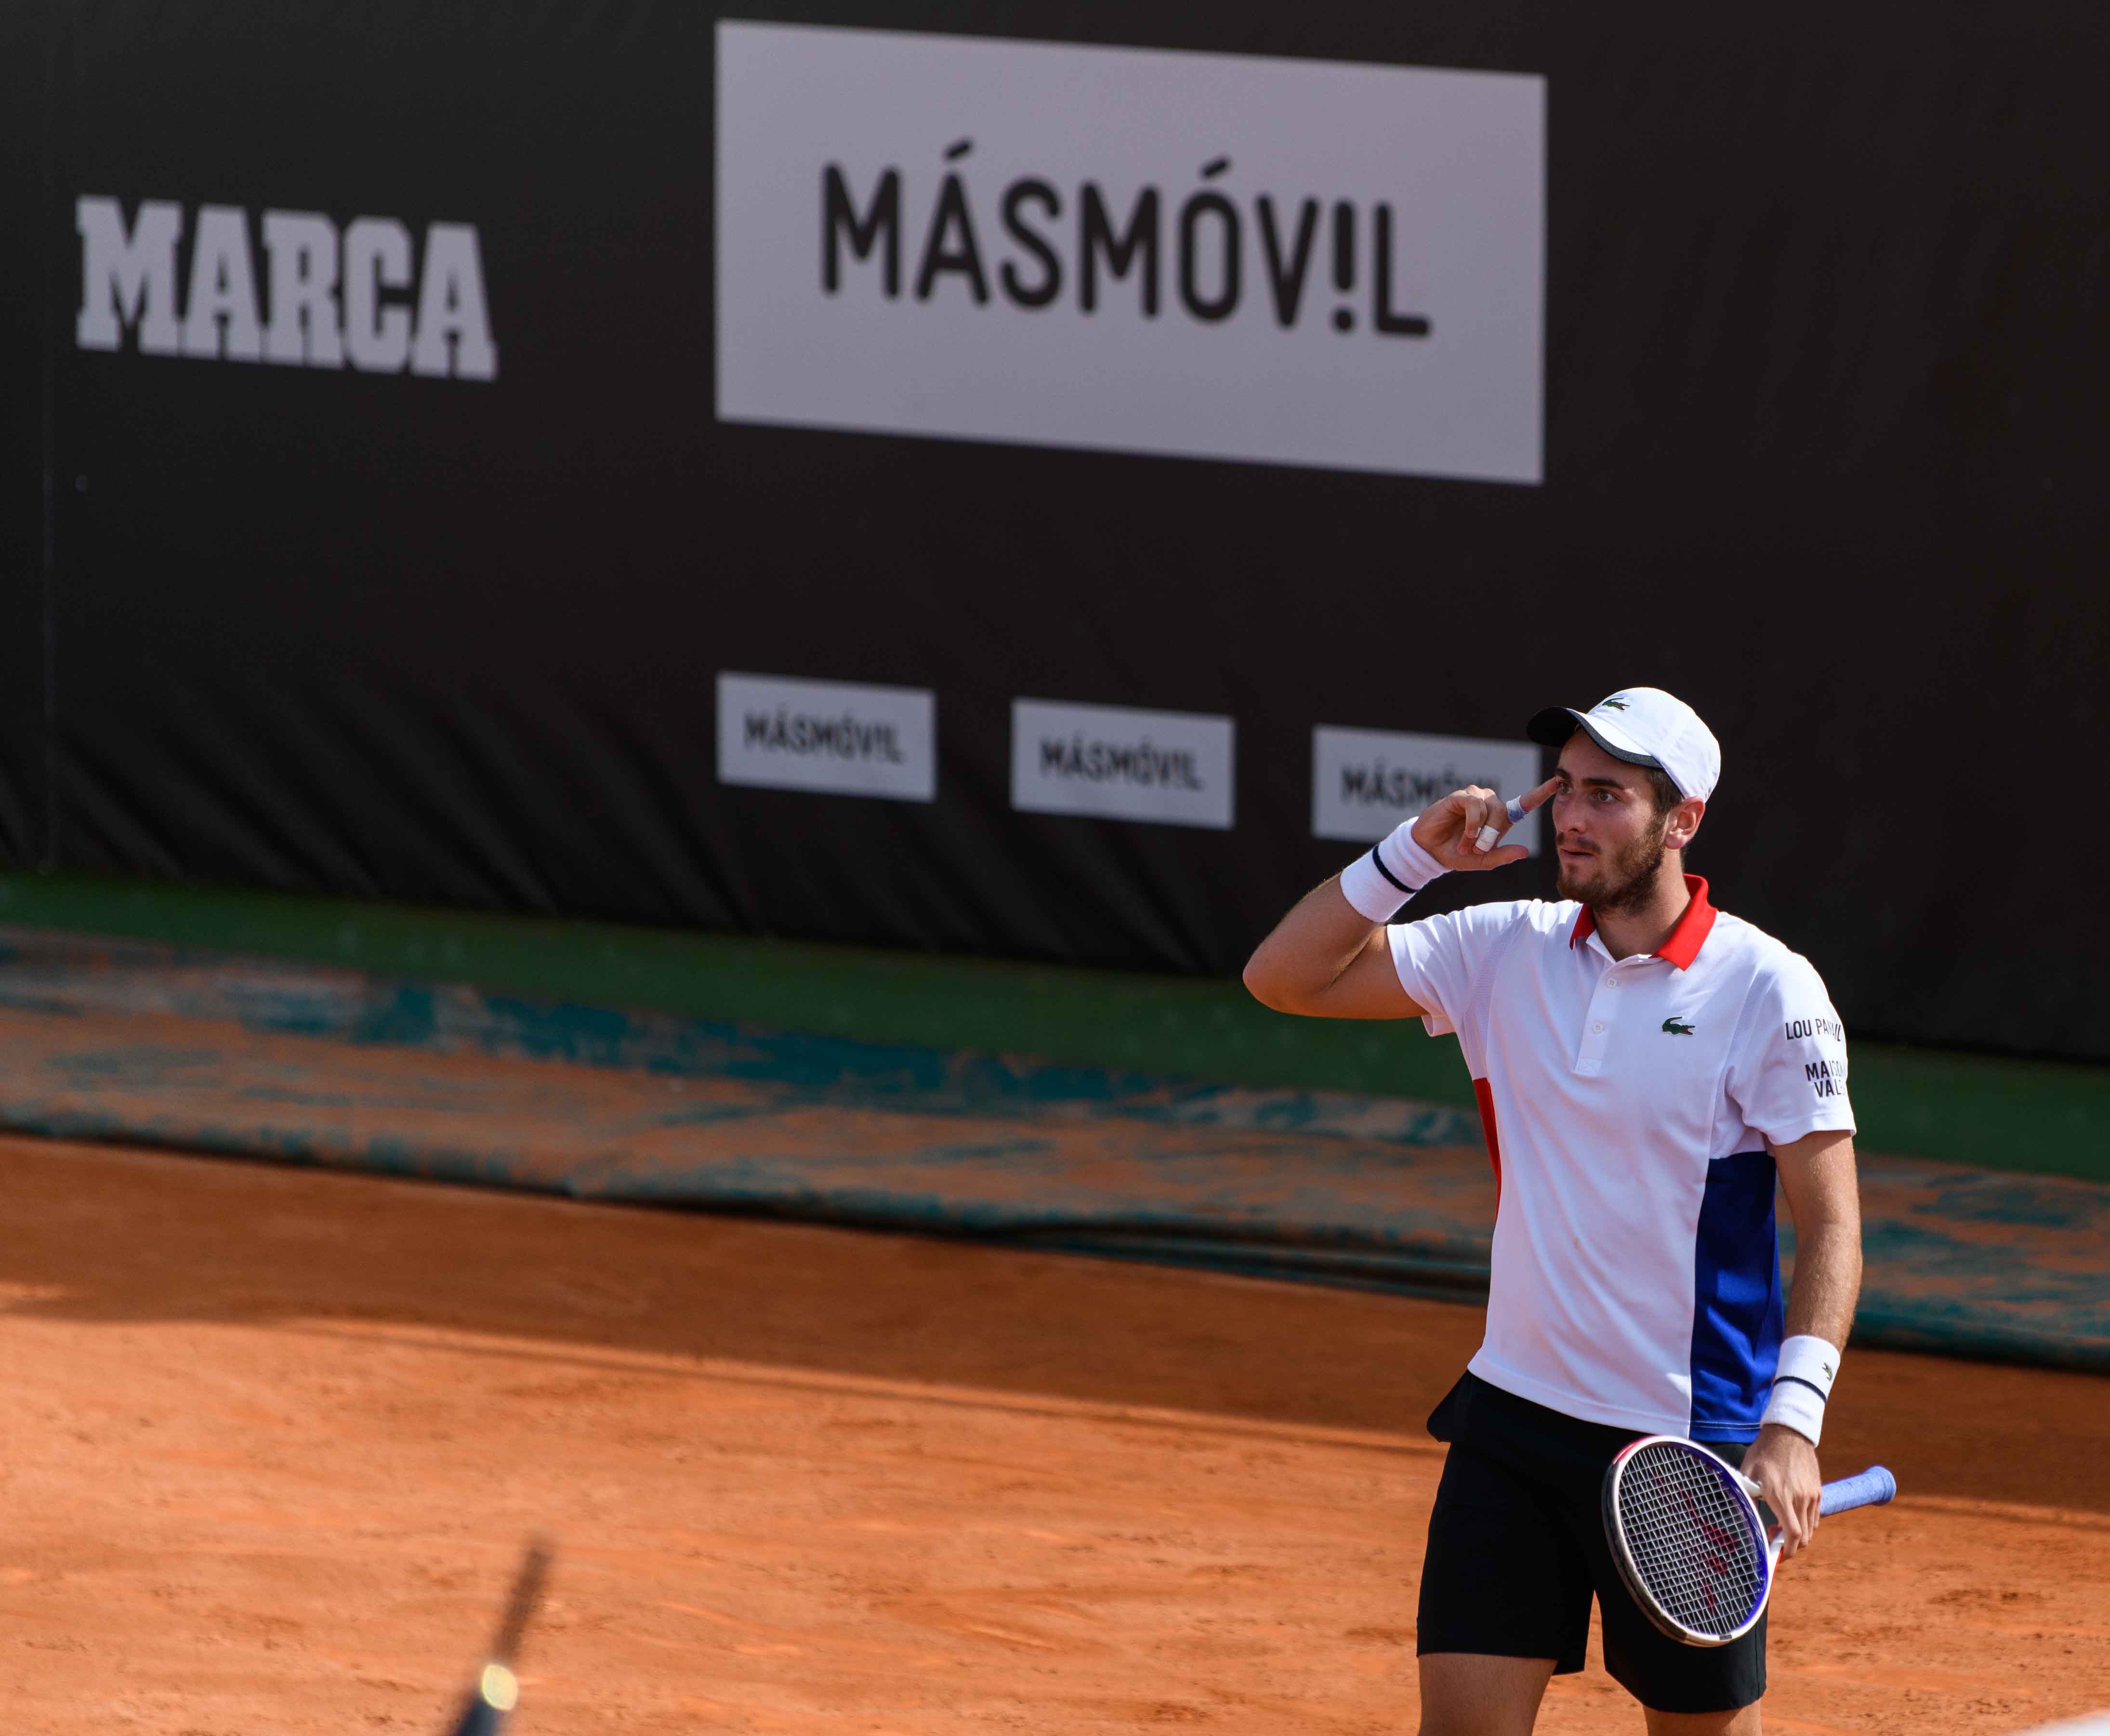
xmin=1667 ymin=797 xmax=1705 ymax=851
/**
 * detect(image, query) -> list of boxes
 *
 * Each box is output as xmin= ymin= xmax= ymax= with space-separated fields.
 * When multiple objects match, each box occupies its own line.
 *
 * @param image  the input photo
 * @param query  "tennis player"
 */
xmin=1243 ymin=688 xmax=1860 ymax=1736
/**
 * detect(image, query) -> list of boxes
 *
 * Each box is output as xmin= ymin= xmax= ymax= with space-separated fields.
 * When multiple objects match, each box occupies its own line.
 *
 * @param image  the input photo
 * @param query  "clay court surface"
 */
xmin=2 ymin=1135 xmax=2104 ymax=1735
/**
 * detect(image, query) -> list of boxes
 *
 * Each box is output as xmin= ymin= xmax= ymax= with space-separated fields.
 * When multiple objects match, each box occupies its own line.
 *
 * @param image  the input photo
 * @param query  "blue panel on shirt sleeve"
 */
xmin=1689 ymin=1150 xmax=1784 ymax=1441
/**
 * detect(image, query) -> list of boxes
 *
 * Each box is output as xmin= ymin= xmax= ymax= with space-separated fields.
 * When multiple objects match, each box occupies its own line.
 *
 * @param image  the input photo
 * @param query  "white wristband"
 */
xmin=1760 ymin=1334 xmax=1840 ymax=1446
xmin=1775 ymin=1334 xmax=1840 ymax=1400
xmin=1339 ymin=822 xmax=1448 ymax=922
xmin=1760 ymin=1380 xmax=1825 ymax=1446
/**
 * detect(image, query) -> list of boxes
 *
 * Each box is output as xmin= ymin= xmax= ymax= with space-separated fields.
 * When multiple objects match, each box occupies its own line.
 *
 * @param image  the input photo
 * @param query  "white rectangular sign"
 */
xmin=1312 ymin=727 xmax=1544 ymax=852
xmin=717 ymin=672 xmax=936 ymax=802
xmin=717 ymin=23 xmax=1544 ymax=484
xmin=1012 ymin=699 xmax=1234 ymax=829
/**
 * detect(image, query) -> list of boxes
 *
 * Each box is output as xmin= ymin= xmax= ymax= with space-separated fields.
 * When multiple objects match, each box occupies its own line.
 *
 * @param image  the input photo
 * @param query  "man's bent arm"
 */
xmin=1743 ymin=1129 xmax=1862 ymax=1559
xmin=1241 ymin=880 xmax=1424 ymax=1020
xmin=1242 ymin=778 xmax=1557 ymax=1021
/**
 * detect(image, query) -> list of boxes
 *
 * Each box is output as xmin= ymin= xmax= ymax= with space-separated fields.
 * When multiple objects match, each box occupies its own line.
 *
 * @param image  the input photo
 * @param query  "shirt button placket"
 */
xmin=1578 ymin=971 xmax=1614 ymax=1073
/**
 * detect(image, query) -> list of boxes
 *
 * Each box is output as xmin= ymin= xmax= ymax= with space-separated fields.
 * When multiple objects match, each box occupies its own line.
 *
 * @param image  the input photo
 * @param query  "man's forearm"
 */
xmin=1772 ymin=1129 xmax=1863 ymax=1351
xmin=1783 ymin=1209 xmax=1861 ymax=1349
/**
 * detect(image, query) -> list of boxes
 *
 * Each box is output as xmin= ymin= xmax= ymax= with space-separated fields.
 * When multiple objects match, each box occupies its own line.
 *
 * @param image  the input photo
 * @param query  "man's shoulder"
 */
xmin=1435 ymin=897 xmax=1578 ymax=944
xmin=1701 ymin=907 xmax=1833 ymax=1000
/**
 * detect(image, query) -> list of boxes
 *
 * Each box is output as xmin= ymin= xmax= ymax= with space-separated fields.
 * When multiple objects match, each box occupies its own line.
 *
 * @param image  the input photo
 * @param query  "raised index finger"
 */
xmin=1517 ymin=774 xmax=1561 ymax=813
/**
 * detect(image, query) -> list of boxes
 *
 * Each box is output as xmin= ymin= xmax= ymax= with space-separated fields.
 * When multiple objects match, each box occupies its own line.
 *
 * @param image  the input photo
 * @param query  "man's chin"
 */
xmin=1555 ymin=862 xmax=1602 ymax=904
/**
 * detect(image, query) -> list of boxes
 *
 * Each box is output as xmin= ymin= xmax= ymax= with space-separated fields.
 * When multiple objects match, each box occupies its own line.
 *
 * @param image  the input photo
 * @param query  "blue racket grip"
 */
xmin=1819 ymin=1465 xmax=1896 ymax=1516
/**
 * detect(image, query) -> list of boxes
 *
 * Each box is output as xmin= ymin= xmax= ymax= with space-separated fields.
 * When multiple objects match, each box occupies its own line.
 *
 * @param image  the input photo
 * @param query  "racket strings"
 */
xmin=1616 ymin=1443 xmax=1764 ymax=1641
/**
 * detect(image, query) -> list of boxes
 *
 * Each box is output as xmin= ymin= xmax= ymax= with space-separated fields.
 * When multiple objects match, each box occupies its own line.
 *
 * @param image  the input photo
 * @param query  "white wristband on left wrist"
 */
xmin=1761 ymin=1334 xmax=1841 ymax=1446
xmin=1760 ymin=1381 xmax=1825 ymax=1446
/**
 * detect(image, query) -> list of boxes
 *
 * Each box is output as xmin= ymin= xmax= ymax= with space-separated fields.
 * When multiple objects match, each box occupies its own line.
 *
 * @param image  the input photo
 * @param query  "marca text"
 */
xmin=76 ymin=196 xmax=498 ymax=380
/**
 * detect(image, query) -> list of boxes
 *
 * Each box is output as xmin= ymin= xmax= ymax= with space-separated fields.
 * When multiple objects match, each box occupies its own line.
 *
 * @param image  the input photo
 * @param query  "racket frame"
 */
xmin=1601 ymin=1434 xmax=1773 ymax=1648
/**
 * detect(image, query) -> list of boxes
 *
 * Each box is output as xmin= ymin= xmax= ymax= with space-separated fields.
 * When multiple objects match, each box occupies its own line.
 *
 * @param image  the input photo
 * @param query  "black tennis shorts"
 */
xmin=1417 ymin=1372 xmax=1767 ymax=1714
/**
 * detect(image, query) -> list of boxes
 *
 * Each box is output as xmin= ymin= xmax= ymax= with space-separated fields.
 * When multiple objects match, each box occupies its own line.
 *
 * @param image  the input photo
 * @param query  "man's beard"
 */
xmin=1556 ymin=818 xmax=1669 ymax=913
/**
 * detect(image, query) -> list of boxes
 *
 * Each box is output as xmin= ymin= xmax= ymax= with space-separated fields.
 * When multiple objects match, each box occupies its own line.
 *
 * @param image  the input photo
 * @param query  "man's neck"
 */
xmin=1591 ymin=859 xmax=1693 ymax=961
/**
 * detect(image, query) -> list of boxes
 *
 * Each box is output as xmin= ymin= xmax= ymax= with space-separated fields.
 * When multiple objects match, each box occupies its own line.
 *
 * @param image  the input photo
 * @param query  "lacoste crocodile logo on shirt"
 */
xmin=1661 ymin=1018 xmax=1696 ymax=1036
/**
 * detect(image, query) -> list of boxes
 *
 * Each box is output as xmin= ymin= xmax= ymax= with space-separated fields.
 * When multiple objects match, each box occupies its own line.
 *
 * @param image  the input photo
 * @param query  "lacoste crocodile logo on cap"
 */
xmin=1600 ymin=696 xmax=1630 ymax=710
xmin=1662 ymin=1018 xmax=1696 ymax=1036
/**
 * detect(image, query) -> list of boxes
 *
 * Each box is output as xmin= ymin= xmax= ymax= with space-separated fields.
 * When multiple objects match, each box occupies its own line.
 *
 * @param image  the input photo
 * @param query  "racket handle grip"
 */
xmin=1819 ymin=1465 xmax=1896 ymax=1516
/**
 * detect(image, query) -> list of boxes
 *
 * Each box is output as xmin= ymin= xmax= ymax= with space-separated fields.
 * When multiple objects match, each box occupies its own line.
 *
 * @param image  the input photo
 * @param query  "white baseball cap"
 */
xmin=1526 ymin=687 xmax=1721 ymax=802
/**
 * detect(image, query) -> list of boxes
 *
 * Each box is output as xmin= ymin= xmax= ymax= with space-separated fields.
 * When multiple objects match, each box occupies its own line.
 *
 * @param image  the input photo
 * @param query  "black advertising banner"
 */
xmin=7 ymin=2 xmax=2109 ymax=1059
xmin=0 ymin=1 xmax=48 ymax=865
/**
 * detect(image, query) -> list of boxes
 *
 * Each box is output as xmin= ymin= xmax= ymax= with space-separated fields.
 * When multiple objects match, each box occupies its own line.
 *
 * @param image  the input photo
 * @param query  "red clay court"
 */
xmin=5 ymin=1131 xmax=2105 ymax=1735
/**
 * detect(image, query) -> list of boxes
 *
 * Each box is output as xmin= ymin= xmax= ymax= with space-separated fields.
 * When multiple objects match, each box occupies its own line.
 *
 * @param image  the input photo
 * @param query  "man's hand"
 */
xmin=1743 ymin=1422 xmax=1822 ymax=1560
xmin=1411 ymin=776 xmax=1559 ymax=871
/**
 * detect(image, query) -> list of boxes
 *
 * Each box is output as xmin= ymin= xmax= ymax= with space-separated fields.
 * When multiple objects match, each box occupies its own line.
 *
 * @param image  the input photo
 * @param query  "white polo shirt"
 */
xmin=1389 ymin=877 xmax=1854 ymax=1440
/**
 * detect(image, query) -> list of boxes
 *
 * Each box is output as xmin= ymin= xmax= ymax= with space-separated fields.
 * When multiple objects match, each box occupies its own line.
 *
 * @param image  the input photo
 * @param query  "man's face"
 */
xmin=1549 ymin=732 xmax=1672 ymax=910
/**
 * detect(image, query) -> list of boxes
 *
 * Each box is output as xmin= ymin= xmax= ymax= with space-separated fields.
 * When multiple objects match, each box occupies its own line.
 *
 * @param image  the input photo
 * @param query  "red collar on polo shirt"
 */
xmin=1569 ymin=875 xmax=1717 ymax=970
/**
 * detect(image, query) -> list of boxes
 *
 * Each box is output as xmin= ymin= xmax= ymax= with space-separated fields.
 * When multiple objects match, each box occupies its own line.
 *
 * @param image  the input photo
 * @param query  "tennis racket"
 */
xmin=1602 ymin=1434 xmax=1895 ymax=1646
